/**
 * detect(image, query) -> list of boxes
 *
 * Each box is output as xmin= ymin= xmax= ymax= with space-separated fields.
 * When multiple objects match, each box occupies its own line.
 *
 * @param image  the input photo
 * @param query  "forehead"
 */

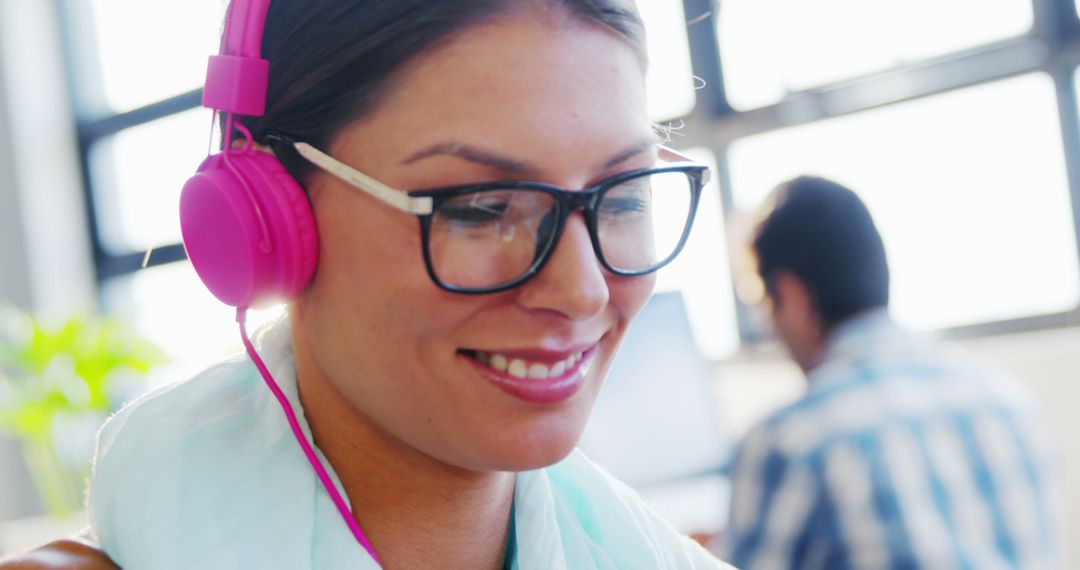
xmin=334 ymin=16 xmax=651 ymax=172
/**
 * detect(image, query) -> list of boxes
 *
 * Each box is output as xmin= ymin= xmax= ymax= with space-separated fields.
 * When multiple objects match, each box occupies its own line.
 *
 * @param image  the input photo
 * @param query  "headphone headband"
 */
xmin=223 ymin=0 xmax=272 ymax=57
xmin=203 ymin=0 xmax=272 ymax=116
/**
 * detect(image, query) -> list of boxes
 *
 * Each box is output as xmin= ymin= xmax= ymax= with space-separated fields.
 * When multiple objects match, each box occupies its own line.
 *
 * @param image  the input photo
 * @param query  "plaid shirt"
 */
xmin=725 ymin=310 xmax=1063 ymax=569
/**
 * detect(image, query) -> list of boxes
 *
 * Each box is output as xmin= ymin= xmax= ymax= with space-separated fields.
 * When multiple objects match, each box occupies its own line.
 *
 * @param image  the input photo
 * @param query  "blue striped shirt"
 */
xmin=725 ymin=310 xmax=1063 ymax=569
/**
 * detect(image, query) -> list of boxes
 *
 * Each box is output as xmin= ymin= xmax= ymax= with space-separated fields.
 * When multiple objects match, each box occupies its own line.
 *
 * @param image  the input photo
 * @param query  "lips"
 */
xmin=459 ymin=346 xmax=596 ymax=404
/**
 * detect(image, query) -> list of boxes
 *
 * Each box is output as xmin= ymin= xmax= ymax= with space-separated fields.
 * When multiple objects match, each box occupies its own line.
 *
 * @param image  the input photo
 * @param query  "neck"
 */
xmin=293 ymin=335 xmax=515 ymax=569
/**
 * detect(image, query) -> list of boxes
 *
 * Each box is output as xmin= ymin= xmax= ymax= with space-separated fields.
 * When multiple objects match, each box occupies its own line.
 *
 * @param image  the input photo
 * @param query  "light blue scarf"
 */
xmin=87 ymin=318 xmax=729 ymax=569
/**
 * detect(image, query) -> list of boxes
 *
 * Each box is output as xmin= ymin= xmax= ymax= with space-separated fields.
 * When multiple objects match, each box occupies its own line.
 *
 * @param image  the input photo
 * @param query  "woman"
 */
xmin=4 ymin=0 xmax=728 ymax=567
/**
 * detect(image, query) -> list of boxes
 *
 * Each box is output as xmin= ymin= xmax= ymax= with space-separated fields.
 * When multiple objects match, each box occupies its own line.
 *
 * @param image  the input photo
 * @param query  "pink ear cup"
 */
xmin=180 ymin=150 xmax=318 ymax=308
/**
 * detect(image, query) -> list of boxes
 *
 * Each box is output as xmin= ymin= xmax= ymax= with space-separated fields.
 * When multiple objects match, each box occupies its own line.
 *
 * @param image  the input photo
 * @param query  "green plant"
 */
xmin=0 ymin=306 xmax=165 ymax=518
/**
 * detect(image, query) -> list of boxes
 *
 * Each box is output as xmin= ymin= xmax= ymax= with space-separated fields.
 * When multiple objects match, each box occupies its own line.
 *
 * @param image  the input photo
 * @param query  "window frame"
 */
xmin=58 ymin=0 xmax=198 ymax=282
xmin=677 ymin=0 xmax=1080 ymax=342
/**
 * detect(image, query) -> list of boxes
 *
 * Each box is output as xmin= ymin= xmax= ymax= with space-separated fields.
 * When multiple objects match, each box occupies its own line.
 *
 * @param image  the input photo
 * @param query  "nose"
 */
xmin=516 ymin=213 xmax=609 ymax=320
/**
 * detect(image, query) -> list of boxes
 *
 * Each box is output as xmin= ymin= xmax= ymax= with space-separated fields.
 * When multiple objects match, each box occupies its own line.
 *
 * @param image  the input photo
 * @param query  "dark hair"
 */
xmin=752 ymin=176 xmax=890 ymax=329
xmin=230 ymin=0 xmax=647 ymax=183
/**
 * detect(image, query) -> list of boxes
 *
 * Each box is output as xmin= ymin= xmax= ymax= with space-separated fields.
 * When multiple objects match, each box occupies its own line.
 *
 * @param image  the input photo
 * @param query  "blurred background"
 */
xmin=0 ymin=0 xmax=1077 ymax=563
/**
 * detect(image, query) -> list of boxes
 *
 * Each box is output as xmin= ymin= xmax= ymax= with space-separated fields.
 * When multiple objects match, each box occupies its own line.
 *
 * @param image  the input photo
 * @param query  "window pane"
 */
xmin=90 ymin=0 xmax=224 ymax=112
xmin=728 ymin=73 xmax=1080 ymax=329
xmin=719 ymin=0 xmax=1034 ymax=110
xmin=102 ymin=263 xmax=284 ymax=385
xmin=654 ymin=149 xmax=739 ymax=359
xmin=639 ymin=0 xmax=696 ymax=121
xmin=89 ymin=108 xmax=213 ymax=253
xmin=86 ymin=0 xmax=695 ymax=119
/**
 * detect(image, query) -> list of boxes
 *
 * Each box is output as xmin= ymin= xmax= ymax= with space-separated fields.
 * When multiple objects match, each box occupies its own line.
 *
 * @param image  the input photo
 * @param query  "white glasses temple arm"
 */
xmin=658 ymin=145 xmax=711 ymax=185
xmin=293 ymin=142 xmax=434 ymax=216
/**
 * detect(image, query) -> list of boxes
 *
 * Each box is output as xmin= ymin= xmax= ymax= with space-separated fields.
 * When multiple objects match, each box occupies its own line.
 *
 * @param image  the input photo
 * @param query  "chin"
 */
xmin=494 ymin=445 xmax=578 ymax=473
xmin=521 ymin=438 xmax=580 ymax=471
xmin=477 ymin=417 xmax=587 ymax=472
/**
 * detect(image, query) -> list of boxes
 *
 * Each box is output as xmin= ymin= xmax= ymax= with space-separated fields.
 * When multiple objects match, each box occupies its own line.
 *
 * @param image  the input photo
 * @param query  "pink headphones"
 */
xmin=178 ymin=1 xmax=381 ymax=563
xmin=179 ymin=0 xmax=317 ymax=309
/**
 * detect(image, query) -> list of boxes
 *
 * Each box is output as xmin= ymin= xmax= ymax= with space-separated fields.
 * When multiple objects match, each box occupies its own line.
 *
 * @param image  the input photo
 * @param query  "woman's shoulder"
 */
xmin=0 ymin=539 xmax=118 ymax=569
xmin=91 ymin=318 xmax=298 ymax=486
xmin=98 ymin=315 xmax=294 ymax=449
xmin=93 ymin=353 xmax=257 ymax=460
xmin=84 ymin=355 xmax=260 ymax=564
xmin=85 ymin=319 xmax=316 ymax=568
xmin=88 ymin=348 xmax=280 ymax=500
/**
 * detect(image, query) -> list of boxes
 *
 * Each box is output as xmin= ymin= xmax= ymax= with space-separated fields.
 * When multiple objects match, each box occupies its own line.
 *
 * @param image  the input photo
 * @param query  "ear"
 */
xmin=769 ymin=270 xmax=805 ymax=311
xmin=771 ymin=270 xmax=821 ymax=329
xmin=767 ymin=270 xmax=828 ymax=372
xmin=230 ymin=138 xmax=276 ymax=154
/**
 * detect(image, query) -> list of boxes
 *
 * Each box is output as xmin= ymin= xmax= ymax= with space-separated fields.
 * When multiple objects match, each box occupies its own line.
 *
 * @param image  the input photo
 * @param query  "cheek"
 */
xmin=311 ymin=189 xmax=426 ymax=296
xmin=596 ymin=273 xmax=655 ymax=372
xmin=302 ymin=193 xmax=432 ymax=364
xmin=610 ymin=272 xmax=656 ymax=321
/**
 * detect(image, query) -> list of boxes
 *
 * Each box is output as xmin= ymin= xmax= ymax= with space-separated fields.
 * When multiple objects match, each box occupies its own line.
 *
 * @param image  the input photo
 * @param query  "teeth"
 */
xmin=508 ymin=359 xmax=528 ymax=378
xmin=475 ymin=350 xmax=585 ymax=379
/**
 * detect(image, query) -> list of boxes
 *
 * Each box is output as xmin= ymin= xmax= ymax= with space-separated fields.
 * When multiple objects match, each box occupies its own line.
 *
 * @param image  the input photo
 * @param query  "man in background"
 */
xmin=726 ymin=176 xmax=1063 ymax=569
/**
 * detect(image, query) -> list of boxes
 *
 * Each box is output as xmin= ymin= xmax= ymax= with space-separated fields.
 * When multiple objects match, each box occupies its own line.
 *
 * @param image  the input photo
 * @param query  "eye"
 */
xmin=600 ymin=178 xmax=651 ymax=216
xmin=437 ymin=192 xmax=514 ymax=226
xmin=600 ymin=196 xmax=648 ymax=215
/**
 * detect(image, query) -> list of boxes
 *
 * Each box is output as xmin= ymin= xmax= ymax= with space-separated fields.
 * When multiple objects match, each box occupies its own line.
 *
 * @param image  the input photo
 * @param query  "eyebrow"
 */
xmin=401 ymin=139 xmax=656 ymax=176
xmin=403 ymin=142 xmax=534 ymax=174
xmin=602 ymin=140 xmax=655 ymax=169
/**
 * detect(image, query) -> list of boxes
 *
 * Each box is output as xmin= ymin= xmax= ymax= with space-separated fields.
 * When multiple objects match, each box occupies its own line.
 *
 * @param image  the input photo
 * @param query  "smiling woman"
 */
xmin=1 ymin=1 xmax=730 ymax=569
xmin=283 ymin=14 xmax=662 ymax=479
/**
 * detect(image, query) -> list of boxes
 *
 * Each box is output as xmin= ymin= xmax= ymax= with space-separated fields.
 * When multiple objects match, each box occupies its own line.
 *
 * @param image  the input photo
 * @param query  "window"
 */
xmin=89 ymin=108 xmax=212 ymax=253
xmin=60 ymin=0 xmax=226 ymax=373
xmin=718 ymin=0 xmax=1034 ymax=110
xmin=639 ymin=0 xmax=697 ymax=121
xmin=728 ymin=73 xmax=1080 ymax=330
xmin=101 ymin=263 xmax=282 ymax=383
xmin=653 ymin=149 xmax=740 ymax=359
xmin=84 ymin=0 xmax=223 ymax=114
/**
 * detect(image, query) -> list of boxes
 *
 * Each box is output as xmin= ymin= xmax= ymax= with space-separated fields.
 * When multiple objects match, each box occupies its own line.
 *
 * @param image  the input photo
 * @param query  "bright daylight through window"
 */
xmin=728 ymin=73 xmax=1080 ymax=330
xmin=718 ymin=0 xmax=1034 ymax=110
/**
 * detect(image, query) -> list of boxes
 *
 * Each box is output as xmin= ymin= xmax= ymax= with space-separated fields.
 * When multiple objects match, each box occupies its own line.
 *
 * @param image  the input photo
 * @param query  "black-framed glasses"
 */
xmin=292 ymin=141 xmax=710 ymax=294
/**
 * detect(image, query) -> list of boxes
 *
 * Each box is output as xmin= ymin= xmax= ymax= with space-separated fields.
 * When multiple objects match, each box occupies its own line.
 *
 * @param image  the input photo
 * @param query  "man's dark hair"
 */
xmin=753 ymin=175 xmax=890 ymax=330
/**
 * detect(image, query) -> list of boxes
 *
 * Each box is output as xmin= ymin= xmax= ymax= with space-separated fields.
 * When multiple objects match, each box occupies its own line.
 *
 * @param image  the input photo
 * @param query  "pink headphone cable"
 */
xmin=236 ymin=308 xmax=382 ymax=565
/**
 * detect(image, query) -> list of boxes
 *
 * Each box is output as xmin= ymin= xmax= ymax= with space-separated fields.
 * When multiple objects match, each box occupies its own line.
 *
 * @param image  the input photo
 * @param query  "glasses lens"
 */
xmin=596 ymin=170 xmax=696 ymax=273
xmin=428 ymin=189 xmax=559 ymax=290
